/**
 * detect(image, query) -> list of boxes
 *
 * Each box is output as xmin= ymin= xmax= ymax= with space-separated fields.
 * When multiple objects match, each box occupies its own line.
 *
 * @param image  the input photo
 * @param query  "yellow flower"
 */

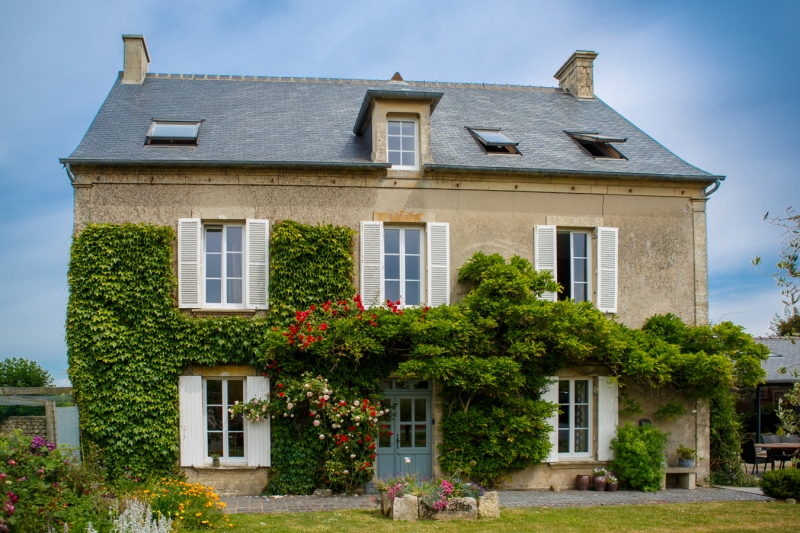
xmin=196 ymin=512 xmax=202 ymax=517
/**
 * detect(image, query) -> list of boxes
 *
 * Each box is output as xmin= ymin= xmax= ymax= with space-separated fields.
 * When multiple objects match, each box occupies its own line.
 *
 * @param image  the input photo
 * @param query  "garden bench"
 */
xmin=663 ymin=467 xmax=698 ymax=490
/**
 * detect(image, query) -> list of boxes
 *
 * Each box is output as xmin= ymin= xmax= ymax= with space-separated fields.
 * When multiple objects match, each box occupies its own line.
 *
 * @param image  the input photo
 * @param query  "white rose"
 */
xmin=307 ymin=392 xmax=313 ymax=397
xmin=304 ymin=384 xmax=311 ymax=389
xmin=350 ymin=454 xmax=356 ymax=459
xmin=313 ymin=420 xmax=320 ymax=427
xmin=354 ymin=416 xmax=361 ymax=422
xmin=287 ymin=403 xmax=294 ymax=409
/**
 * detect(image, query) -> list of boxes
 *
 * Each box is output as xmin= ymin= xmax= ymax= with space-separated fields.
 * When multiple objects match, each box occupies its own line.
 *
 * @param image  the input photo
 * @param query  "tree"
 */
xmin=0 ymin=357 xmax=54 ymax=420
xmin=769 ymin=307 xmax=800 ymax=337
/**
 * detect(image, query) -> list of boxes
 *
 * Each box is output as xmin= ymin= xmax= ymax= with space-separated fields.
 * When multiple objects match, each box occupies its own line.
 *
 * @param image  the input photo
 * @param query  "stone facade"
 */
xmin=183 ymin=466 xmax=269 ymax=496
xmin=0 ymin=416 xmax=47 ymax=437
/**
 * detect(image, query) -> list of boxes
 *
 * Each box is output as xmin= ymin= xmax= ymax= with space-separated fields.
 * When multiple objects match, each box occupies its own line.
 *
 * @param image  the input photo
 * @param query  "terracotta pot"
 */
xmin=607 ymin=481 xmax=619 ymax=492
xmin=575 ymin=475 xmax=591 ymax=491
xmin=592 ymin=475 xmax=607 ymax=491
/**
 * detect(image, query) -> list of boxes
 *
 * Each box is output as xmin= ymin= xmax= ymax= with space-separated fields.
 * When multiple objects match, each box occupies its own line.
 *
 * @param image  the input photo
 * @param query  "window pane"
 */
xmin=207 ymin=380 xmax=222 ymax=405
xmin=227 ymin=252 xmax=242 ymax=278
xmin=405 ymin=255 xmax=420 ymax=280
xmin=573 ymin=259 xmax=587 ymax=282
xmin=575 ymin=405 xmax=589 ymax=430
xmin=575 ymin=380 xmax=589 ymax=404
xmin=405 ymin=281 xmax=420 ymax=306
xmin=227 ymin=279 xmax=243 ymax=304
xmin=558 ymin=381 xmax=570 ymax=404
xmin=388 ymin=136 xmax=401 ymax=150
xmin=386 ymin=280 xmax=400 ymax=304
xmin=558 ymin=430 xmax=569 ymax=453
xmin=388 ymin=122 xmax=401 ymax=135
xmin=388 ymin=151 xmax=401 ymax=165
xmin=228 ymin=380 xmax=244 ymax=404
xmin=415 ymin=424 xmax=427 ymax=447
xmin=227 ymin=227 xmax=243 ymax=252
xmin=401 ymin=122 xmax=414 ymax=135
xmin=206 ymin=279 xmax=221 ymax=304
xmin=385 ymin=254 xmax=400 ymax=280
xmin=207 ymin=406 xmax=223 ymax=431
xmin=401 ymin=152 xmax=415 ymax=166
xmin=575 ymin=429 xmax=589 ymax=453
xmin=558 ymin=406 xmax=569 ymax=429
xmin=208 ymin=432 xmax=223 ymax=457
xmin=573 ymin=284 xmax=587 ymax=302
xmin=384 ymin=229 xmax=400 ymax=254
xmin=573 ymin=233 xmax=587 ymax=257
xmin=413 ymin=381 xmax=429 ymax=390
xmin=379 ymin=427 xmax=392 ymax=448
xmin=206 ymin=253 xmax=222 ymax=279
xmin=400 ymin=399 xmax=412 ymax=422
xmin=400 ymin=424 xmax=412 ymax=447
xmin=395 ymin=380 xmax=409 ymax=390
xmin=381 ymin=381 xmax=393 ymax=390
xmin=414 ymin=399 xmax=426 ymax=422
xmin=206 ymin=228 xmax=222 ymax=253
xmin=228 ymin=432 xmax=245 ymax=457
xmin=405 ymin=230 xmax=420 ymax=254
xmin=401 ymin=136 xmax=415 ymax=151
xmin=556 ymin=233 xmax=571 ymax=301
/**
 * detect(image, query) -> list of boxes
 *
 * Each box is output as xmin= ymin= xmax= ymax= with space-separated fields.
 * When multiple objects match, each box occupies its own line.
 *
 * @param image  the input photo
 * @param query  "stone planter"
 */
xmin=477 ymin=491 xmax=500 ymax=519
xmin=392 ymin=494 xmax=419 ymax=521
xmin=380 ymin=491 xmax=392 ymax=516
xmin=421 ymin=497 xmax=477 ymax=521
xmin=575 ymin=475 xmax=591 ymax=491
xmin=678 ymin=458 xmax=695 ymax=468
xmin=607 ymin=481 xmax=619 ymax=492
xmin=592 ymin=475 xmax=607 ymax=491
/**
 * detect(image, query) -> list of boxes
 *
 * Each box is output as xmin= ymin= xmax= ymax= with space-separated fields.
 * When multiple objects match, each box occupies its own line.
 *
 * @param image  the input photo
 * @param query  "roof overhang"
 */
xmin=353 ymin=89 xmax=444 ymax=134
xmin=59 ymin=158 xmax=391 ymax=170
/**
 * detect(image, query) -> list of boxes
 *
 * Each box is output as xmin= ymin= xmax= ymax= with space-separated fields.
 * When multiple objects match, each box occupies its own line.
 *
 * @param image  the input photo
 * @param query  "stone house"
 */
xmin=61 ymin=35 xmax=720 ymax=494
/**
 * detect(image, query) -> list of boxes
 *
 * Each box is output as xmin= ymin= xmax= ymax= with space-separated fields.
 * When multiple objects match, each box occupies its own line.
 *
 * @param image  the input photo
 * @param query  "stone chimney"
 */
xmin=554 ymin=50 xmax=598 ymax=99
xmin=121 ymin=35 xmax=150 ymax=84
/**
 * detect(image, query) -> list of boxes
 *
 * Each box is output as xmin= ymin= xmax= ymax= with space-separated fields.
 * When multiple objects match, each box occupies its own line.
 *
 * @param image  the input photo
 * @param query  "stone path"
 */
xmin=222 ymin=488 xmax=771 ymax=514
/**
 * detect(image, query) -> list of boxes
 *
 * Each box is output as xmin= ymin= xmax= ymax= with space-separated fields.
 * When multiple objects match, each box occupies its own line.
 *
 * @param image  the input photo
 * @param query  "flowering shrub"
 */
xmin=376 ymin=474 xmax=485 ymax=512
xmin=228 ymin=397 xmax=269 ymax=423
xmin=143 ymin=478 xmax=231 ymax=529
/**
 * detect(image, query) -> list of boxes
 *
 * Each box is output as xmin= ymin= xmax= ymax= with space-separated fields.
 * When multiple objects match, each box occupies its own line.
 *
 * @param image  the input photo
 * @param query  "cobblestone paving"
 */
xmin=222 ymin=488 xmax=771 ymax=514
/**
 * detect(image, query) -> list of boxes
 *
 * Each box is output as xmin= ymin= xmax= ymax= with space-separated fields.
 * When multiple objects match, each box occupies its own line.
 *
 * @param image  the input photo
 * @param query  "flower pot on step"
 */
xmin=592 ymin=475 xmax=607 ymax=491
xmin=607 ymin=481 xmax=619 ymax=492
xmin=575 ymin=475 xmax=591 ymax=491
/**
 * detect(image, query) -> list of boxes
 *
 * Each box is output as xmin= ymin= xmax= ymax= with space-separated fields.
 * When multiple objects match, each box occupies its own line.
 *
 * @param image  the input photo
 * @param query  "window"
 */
xmin=558 ymin=379 xmax=592 ymax=456
xmin=466 ymin=127 xmax=520 ymax=155
xmin=387 ymin=120 xmax=417 ymax=169
xmin=567 ymin=132 xmax=626 ymax=160
xmin=204 ymin=225 xmax=244 ymax=307
xmin=556 ymin=231 xmax=590 ymax=302
xmin=146 ymin=121 xmax=200 ymax=145
xmin=205 ymin=378 xmax=245 ymax=460
xmin=384 ymin=227 xmax=424 ymax=306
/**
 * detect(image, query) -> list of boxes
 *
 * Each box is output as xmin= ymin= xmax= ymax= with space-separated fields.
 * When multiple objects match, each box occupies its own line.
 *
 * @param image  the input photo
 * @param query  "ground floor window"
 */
xmin=205 ymin=378 xmax=245 ymax=459
xmin=558 ymin=378 xmax=592 ymax=456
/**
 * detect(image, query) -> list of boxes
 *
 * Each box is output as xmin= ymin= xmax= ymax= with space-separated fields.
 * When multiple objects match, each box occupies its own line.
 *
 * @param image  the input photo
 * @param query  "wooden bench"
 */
xmin=662 ymin=467 xmax=698 ymax=490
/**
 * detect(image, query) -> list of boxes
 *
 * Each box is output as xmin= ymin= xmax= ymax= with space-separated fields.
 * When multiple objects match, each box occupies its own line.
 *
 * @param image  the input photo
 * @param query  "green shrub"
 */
xmin=759 ymin=468 xmax=800 ymax=500
xmin=610 ymin=423 xmax=669 ymax=492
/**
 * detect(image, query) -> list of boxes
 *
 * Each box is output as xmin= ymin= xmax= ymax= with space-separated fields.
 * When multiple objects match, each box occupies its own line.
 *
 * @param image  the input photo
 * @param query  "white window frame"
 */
xmin=557 ymin=230 xmax=592 ymax=304
xmin=383 ymin=226 xmax=425 ymax=307
xmin=203 ymin=377 xmax=248 ymax=464
xmin=558 ymin=378 xmax=593 ymax=458
xmin=386 ymin=119 xmax=419 ymax=170
xmin=203 ymin=223 xmax=246 ymax=309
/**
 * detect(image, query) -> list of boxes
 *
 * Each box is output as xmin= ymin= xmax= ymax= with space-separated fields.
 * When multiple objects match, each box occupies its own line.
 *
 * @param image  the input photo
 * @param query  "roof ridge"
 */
xmin=144 ymin=73 xmax=562 ymax=92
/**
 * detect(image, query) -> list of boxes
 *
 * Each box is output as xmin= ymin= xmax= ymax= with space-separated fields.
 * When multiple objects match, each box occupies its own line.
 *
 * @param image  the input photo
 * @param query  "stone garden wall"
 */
xmin=0 ymin=416 xmax=47 ymax=437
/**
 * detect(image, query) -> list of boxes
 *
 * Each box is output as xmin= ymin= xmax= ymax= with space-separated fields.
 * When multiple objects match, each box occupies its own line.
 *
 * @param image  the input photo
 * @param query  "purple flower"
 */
xmin=3 ymin=502 xmax=13 ymax=517
xmin=45 ymin=442 xmax=55 ymax=451
xmin=5 ymin=493 xmax=17 ymax=504
xmin=30 ymin=436 xmax=45 ymax=450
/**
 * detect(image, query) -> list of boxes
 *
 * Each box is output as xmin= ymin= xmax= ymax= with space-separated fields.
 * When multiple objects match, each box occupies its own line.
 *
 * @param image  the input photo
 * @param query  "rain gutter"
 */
xmin=58 ymin=159 xmax=392 ymax=170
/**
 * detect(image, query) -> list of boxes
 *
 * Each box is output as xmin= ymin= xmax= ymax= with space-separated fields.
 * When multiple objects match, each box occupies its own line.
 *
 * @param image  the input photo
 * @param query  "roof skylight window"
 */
xmin=146 ymin=121 xmax=201 ymax=146
xmin=466 ymin=127 xmax=520 ymax=155
xmin=567 ymin=132 xmax=626 ymax=160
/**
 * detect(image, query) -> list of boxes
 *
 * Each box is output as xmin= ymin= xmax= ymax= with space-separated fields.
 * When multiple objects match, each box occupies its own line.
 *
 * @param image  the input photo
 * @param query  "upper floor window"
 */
xmin=387 ymin=120 xmax=417 ymax=169
xmin=146 ymin=121 xmax=201 ymax=146
xmin=557 ymin=231 xmax=590 ymax=302
xmin=204 ymin=225 xmax=244 ymax=307
xmin=467 ymin=127 xmax=520 ymax=155
xmin=567 ymin=132 xmax=626 ymax=160
xmin=384 ymin=227 xmax=424 ymax=306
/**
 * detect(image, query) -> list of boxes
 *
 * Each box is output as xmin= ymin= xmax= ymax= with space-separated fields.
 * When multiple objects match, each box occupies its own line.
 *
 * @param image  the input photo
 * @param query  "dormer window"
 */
xmin=387 ymin=120 xmax=417 ymax=169
xmin=568 ymin=132 xmax=626 ymax=160
xmin=146 ymin=121 xmax=201 ymax=146
xmin=467 ymin=127 xmax=520 ymax=155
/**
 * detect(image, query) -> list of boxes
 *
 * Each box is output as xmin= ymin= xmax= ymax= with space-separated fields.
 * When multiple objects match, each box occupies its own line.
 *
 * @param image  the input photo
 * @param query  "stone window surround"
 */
xmin=368 ymin=99 xmax=434 ymax=175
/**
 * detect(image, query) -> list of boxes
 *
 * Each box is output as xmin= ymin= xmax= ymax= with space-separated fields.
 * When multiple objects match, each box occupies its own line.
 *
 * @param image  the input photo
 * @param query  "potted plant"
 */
xmin=606 ymin=474 xmax=619 ymax=492
xmin=676 ymin=445 xmax=697 ymax=467
xmin=575 ymin=474 xmax=591 ymax=491
xmin=591 ymin=467 xmax=607 ymax=491
xmin=211 ymin=453 xmax=220 ymax=468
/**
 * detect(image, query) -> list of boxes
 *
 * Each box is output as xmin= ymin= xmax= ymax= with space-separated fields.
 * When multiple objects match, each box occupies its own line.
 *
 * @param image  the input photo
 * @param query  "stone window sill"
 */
xmin=190 ymin=309 xmax=258 ymax=318
xmin=549 ymin=460 xmax=609 ymax=470
xmin=188 ymin=465 xmax=265 ymax=471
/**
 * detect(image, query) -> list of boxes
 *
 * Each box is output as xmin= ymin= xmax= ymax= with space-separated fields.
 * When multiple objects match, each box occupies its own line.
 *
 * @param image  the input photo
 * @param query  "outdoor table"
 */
xmin=759 ymin=443 xmax=800 ymax=468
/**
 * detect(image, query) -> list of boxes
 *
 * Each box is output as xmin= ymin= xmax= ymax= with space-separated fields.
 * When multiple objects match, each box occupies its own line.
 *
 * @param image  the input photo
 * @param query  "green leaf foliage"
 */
xmin=610 ymin=423 xmax=669 ymax=492
xmin=759 ymin=468 xmax=800 ymax=500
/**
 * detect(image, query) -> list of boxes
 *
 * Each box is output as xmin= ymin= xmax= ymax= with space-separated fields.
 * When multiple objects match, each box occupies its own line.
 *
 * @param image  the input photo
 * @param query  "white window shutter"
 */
xmin=542 ymin=376 xmax=560 ymax=463
xmin=246 ymin=219 xmax=270 ymax=309
xmin=597 ymin=227 xmax=619 ymax=313
xmin=534 ymin=225 xmax=558 ymax=302
xmin=178 ymin=376 xmax=204 ymax=467
xmin=246 ymin=376 xmax=271 ymax=467
xmin=597 ymin=376 xmax=619 ymax=462
xmin=360 ymin=221 xmax=384 ymax=308
xmin=427 ymin=222 xmax=450 ymax=307
xmin=178 ymin=219 xmax=202 ymax=308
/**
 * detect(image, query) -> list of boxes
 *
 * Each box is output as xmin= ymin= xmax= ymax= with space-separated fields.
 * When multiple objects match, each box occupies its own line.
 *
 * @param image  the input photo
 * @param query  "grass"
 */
xmin=223 ymin=501 xmax=800 ymax=532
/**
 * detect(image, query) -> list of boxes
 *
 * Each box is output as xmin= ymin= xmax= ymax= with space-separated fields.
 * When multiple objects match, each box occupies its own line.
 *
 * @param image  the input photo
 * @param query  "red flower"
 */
xmin=358 ymin=439 xmax=363 ymax=444
xmin=349 ymin=426 xmax=356 ymax=432
xmin=365 ymin=435 xmax=372 ymax=441
xmin=278 ymin=383 xmax=283 ymax=389
xmin=310 ymin=304 xmax=316 ymax=311
xmin=332 ymin=310 xmax=337 ymax=316
xmin=370 ymin=453 xmax=376 ymax=459
xmin=319 ymin=323 xmax=328 ymax=331
xmin=278 ymin=392 xmax=285 ymax=398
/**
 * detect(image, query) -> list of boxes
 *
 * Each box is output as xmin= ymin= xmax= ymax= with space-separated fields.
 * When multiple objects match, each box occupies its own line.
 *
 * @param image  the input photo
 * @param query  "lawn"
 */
xmin=224 ymin=501 xmax=799 ymax=533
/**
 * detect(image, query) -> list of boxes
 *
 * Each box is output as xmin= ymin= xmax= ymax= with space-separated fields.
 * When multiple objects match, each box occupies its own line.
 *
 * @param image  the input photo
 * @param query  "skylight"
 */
xmin=567 ymin=132 xmax=626 ymax=159
xmin=146 ymin=121 xmax=201 ymax=146
xmin=466 ymin=127 xmax=520 ymax=155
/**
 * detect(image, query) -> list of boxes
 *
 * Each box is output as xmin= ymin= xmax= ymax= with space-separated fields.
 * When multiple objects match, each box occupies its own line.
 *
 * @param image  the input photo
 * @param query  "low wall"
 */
xmin=0 ymin=416 xmax=47 ymax=437
xmin=182 ymin=466 xmax=269 ymax=496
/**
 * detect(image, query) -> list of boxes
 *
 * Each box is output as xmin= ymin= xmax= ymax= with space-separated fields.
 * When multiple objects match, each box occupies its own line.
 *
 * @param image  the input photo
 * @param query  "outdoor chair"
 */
xmin=742 ymin=439 xmax=770 ymax=475
xmin=761 ymin=435 xmax=782 ymax=470
xmin=780 ymin=435 xmax=800 ymax=468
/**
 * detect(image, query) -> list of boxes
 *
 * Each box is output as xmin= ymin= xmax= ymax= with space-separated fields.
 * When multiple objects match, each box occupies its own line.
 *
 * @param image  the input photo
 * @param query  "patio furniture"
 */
xmin=758 ymin=442 xmax=800 ymax=470
xmin=742 ymin=439 xmax=770 ymax=474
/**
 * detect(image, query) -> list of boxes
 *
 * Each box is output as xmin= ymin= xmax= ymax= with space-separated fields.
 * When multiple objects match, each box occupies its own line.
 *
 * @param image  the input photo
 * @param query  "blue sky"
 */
xmin=1 ymin=1 xmax=798 ymax=384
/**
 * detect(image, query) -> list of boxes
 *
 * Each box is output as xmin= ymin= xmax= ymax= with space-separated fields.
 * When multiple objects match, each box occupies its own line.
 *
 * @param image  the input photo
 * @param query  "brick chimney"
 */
xmin=554 ymin=50 xmax=598 ymax=99
xmin=121 ymin=35 xmax=150 ymax=84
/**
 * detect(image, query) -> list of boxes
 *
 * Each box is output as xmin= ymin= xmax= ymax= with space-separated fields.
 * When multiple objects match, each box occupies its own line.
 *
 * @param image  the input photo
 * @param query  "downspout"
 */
xmin=63 ymin=163 xmax=76 ymax=184
xmin=704 ymin=178 xmax=721 ymax=196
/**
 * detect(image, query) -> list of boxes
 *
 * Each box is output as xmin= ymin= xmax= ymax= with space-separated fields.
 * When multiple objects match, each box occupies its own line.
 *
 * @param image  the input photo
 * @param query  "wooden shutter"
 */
xmin=178 ymin=376 xmax=204 ymax=467
xmin=246 ymin=219 xmax=270 ymax=309
xmin=246 ymin=376 xmax=271 ymax=467
xmin=360 ymin=221 xmax=384 ymax=308
xmin=597 ymin=376 xmax=619 ymax=462
xmin=542 ymin=376 xmax=560 ymax=463
xmin=597 ymin=227 xmax=619 ymax=313
xmin=427 ymin=222 xmax=450 ymax=306
xmin=534 ymin=225 xmax=558 ymax=302
xmin=178 ymin=219 xmax=202 ymax=308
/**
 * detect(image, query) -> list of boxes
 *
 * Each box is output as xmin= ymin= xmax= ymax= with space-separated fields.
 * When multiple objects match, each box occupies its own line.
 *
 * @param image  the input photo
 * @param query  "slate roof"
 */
xmin=62 ymin=73 xmax=721 ymax=181
xmin=753 ymin=337 xmax=800 ymax=383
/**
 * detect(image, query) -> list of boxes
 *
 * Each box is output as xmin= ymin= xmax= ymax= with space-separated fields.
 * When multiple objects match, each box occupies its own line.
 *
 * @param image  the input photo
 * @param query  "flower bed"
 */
xmin=375 ymin=475 xmax=499 ymax=521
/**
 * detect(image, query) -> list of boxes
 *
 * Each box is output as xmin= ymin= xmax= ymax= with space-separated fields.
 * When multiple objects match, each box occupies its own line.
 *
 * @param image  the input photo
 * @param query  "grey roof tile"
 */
xmin=753 ymin=337 xmax=800 ymax=383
